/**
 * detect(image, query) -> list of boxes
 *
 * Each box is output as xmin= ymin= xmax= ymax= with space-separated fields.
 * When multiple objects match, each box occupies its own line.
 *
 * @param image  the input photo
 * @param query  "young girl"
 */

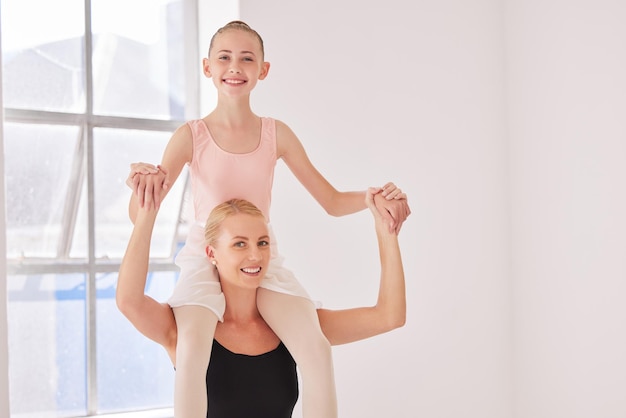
xmin=126 ymin=21 xmax=410 ymax=418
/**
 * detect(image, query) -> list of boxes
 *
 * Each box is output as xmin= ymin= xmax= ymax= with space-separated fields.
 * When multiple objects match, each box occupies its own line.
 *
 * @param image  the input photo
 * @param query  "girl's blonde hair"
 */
xmin=208 ymin=20 xmax=265 ymax=59
xmin=204 ymin=199 xmax=266 ymax=246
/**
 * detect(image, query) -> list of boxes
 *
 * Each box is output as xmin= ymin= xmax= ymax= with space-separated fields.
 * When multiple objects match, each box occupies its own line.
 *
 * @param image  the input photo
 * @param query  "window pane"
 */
xmin=8 ymin=274 xmax=87 ymax=418
xmin=98 ymin=271 xmax=176 ymax=413
xmin=92 ymin=128 xmax=186 ymax=259
xmin=1 ymin=0 xmax=86 ymax=113
xmin=4 ymin=123 xmax=84 ymax=259
xmin=91 ymin=0 xmax=185 ymax=119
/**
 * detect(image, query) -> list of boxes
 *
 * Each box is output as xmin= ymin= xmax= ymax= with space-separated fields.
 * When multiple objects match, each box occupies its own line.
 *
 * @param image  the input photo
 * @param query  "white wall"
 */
xmin=232 ymin=1 xmax=513 ymax=417
xmin=506 ymin=1 xmax=626 ymax=417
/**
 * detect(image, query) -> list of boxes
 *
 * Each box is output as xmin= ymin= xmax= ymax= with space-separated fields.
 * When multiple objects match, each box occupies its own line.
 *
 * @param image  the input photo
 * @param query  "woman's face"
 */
xmin=208 ymin=213 xmax=271 ymax=290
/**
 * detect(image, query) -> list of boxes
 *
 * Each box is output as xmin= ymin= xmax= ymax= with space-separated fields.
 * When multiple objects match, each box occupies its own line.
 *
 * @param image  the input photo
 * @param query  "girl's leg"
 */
xmin=257 ymin=289 xmax=338 ymax=418
xmin=172 ymin=305 xmax=219 ymax=418
xmin=169 ymin=223 xmax=224 ymax=417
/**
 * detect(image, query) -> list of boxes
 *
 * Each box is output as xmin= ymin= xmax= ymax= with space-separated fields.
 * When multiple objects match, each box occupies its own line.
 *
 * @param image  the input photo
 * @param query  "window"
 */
xmin=2 ymin=0 xmax=197 ymax=415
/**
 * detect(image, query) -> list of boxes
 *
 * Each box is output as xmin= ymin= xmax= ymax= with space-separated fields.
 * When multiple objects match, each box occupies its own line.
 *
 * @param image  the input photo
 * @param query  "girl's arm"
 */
xmin=276 ymin=120 xmax=366 ymax=216
xmin=276 ymin=120 xmax=411 ymax=232
xmin=317 ymin=189 xmax=406 ymax=345
xmin=127 ymin=123 xmax=194 ymax=222
xmin=116 ymin=205 xmax=178 ymax=360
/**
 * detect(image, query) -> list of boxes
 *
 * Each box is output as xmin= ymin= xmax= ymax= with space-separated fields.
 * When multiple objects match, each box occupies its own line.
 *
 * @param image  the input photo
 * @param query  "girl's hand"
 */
xmin=126 ymin=162 xmax=170 ymax=210
xmin=380 ymin=182 xmax=407 ymax=200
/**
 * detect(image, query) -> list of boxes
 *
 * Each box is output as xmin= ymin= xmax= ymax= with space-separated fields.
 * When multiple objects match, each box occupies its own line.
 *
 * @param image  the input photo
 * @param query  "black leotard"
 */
xmin=206 ymin=339 xmax=299 ymax=418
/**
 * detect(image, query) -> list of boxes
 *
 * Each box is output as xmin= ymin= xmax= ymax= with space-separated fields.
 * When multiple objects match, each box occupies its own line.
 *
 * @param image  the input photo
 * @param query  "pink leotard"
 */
xmin=188 ymin=118 xmax=275 ymax=223
xmin=167 ymin=117 xmax=311 ymax=319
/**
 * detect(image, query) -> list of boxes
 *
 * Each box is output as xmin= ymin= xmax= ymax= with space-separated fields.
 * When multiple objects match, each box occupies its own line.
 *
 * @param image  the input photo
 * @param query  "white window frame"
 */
xmin=1 ymin=0 xmax=199 ymax=415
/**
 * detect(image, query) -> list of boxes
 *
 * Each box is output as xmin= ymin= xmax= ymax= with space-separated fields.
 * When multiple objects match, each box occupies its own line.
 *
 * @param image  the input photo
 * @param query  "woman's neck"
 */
xmin=221 ymin=285 xmax=261 ymax=323
xmin=216 ymin=285 xmax=280 ymax=355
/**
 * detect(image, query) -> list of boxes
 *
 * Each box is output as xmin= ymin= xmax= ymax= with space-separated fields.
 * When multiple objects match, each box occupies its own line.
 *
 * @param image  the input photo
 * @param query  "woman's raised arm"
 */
xmin=116 ymin=206 xmax=178 ymax=360
xmin=317 ymin=188 xmax=406 ymax=346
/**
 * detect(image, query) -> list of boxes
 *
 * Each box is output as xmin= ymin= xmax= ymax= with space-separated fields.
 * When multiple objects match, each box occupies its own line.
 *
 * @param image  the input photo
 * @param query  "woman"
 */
xmin=116 ymin=188 xmax=406 ymax=417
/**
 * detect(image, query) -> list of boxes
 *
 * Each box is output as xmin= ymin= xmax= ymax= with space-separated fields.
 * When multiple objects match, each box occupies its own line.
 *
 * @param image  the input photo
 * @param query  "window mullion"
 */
xmin=84 ymin=0 xmax=98 ymax=414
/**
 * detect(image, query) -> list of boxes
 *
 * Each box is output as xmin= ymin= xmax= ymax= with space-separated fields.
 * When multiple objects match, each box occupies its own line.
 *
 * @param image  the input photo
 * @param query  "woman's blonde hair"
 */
xmin=204 ymin=199 xmax=266 ymax=246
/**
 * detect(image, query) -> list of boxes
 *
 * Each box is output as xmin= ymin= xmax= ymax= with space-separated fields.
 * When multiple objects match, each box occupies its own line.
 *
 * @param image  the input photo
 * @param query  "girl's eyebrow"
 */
xmin=216 ymin=49 xmax=256 ymax=56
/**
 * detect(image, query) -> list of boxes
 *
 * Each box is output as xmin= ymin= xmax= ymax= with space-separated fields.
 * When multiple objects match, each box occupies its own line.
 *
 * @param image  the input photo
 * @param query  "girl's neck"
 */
xmin=209 ymin=94 xmax=257 ymax=125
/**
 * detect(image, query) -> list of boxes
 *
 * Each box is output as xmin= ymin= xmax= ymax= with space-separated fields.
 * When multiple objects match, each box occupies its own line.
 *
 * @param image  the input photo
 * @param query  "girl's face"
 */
xmin=207 ymin=213 xmax=271 ymax=291
xmin=203 ymin=29 xmax=270 ymax=97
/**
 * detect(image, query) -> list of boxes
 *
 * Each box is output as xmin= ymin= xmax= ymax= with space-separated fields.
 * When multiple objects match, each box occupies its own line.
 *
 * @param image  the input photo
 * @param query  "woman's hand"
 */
xmin=372 ymin=183 xmax=411 ymax=235
xmin=366 ymin=187 xmax=386 ymax=224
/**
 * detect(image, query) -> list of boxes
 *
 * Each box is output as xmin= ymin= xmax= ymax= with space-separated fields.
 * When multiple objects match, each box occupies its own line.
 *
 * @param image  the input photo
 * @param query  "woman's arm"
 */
xmin=116 ymin=205 xmax=178 ymax=359
xmin=317 ymin=188 xmax=406 ymax=345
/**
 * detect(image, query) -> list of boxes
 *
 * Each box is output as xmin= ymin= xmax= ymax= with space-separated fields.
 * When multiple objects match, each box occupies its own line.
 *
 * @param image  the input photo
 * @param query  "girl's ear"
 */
xmin=259 ymin=61 xmax=270 ymax=80
xmin=202 ymin=57 xmax=212 ymax=77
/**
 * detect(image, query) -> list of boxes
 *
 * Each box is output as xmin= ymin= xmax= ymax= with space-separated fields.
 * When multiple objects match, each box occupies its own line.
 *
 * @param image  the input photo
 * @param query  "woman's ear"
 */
xmin=206 ymin=245 xmax=216 ymax=261
xmin=202 ymin=57 xmax=212 ymax=77
xmin=259 ymin=61 xmax=270 ymax=80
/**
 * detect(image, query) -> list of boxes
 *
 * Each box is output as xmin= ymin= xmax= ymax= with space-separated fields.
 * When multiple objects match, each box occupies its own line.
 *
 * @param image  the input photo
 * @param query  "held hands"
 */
xmin=373 ymin=182 xmax=411 ymax=235
xmin=126 ymin=162 xmax=170 ymax=210
xmin=367 ymin=187 xmax=401 ymax=237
